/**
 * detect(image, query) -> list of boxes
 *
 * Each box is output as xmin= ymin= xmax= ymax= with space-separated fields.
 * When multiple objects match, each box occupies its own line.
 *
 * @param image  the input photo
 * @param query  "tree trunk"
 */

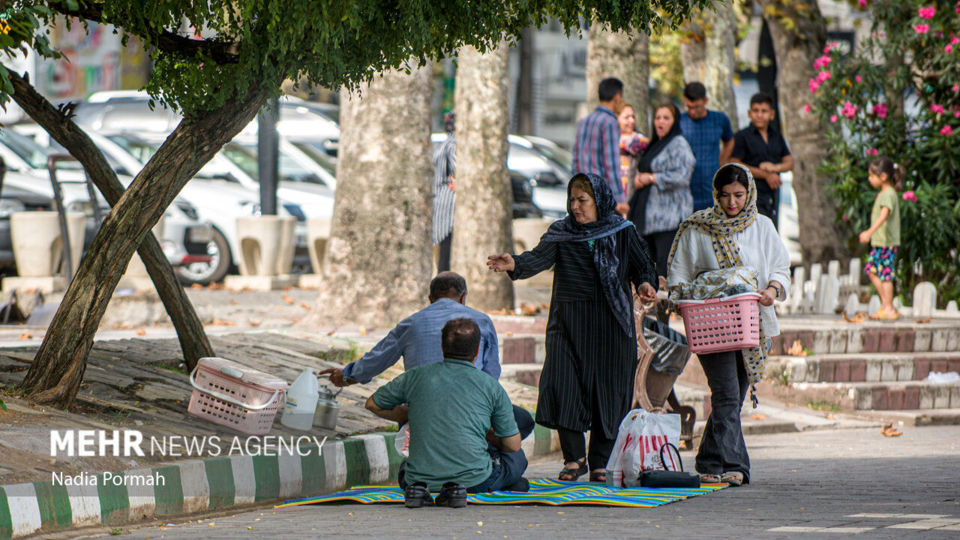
xmin=451 ymin=43 xmax=514 ymax=312
xmin=19 ymin=84 xmax=270 ymax=407
xmin=312 ymin=64 xmax=434 ymax=327
xmin=758 ymin=0 xmax=847 ymax=264
xmin=703 ymin=1 xmax=739 ymax=130
xmin=681 ymin=1 xmax=739 ymax=130
xmin=586 ymin=24 xmax=650 ymax=132
xmin=8 ymin=71 xmax=214 ymax=373
xmin=514 ymin=27 xmax=535 ymax=135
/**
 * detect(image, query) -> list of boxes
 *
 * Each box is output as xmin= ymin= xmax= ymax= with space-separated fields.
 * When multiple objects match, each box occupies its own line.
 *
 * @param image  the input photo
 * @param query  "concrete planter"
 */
xmin=307 ymin=218 xmax=331 ymax=273
xmin=235 ymin=215 xmax=284 ymax=276
xmin=275 ymin=216 xmax=296 ymax=276
xmin=11 ymin=211 xmax=85 ymax=277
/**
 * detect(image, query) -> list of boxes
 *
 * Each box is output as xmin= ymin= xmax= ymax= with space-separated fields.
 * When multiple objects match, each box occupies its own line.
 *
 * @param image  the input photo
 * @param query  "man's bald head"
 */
xmin=429 ymin=271 xmax=467 ymax=303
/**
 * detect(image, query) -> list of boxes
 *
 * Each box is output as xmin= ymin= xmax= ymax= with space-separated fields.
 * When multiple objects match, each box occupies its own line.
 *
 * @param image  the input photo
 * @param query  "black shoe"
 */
xmin=504 ymin=477 xmax=529 ymax=492
xmin=404 ymin=482 xmax=434 ymax=508
xmin=435 ymin=482 xmax=467 ymax=508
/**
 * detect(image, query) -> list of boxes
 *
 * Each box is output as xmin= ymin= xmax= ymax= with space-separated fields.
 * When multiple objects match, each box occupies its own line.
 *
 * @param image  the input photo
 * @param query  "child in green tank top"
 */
xmin=859 ymin=156 xmax=902 ymax=321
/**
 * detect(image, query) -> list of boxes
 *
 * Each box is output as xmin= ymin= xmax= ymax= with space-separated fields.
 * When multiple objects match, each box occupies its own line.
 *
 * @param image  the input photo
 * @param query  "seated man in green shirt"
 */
xmin=366 ymin=318 xmax=526 ymax=508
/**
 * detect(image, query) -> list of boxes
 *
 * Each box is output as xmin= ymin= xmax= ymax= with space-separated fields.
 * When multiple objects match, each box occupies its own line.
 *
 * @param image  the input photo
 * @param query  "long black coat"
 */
xmin=510 ymin=225 xmax=656 ymax=439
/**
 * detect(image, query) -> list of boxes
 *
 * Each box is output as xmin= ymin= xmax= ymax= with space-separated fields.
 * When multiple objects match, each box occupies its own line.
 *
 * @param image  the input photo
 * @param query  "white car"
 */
xmin=85 ymin=131 xmax=310 ymax=284
xmin=0 ymin=127 xmax=211 ymax=270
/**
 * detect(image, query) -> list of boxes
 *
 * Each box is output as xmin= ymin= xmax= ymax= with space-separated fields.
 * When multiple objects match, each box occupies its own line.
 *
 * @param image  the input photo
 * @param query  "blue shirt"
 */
xmin=342 ymin=298 xmax=501 ymax=383
xmin=573 ymin=106 xmax=624 ymax=204
xmin=679 ymin=110 xmax=734 ymax=211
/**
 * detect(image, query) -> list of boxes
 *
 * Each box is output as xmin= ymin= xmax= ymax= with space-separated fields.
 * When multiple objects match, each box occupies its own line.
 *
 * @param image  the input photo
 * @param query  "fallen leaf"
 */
xmin=299 ymin=301 xmax=312 ymax=310
xmin=786 ymin=340 xmax=808 ymax=357
xmin=358 ymin=327 xmax=367 ymax=335
xmin=505 ymin=331 xmax=513 ymax=337
xmin=207 ymin=282 xmax=225 ymax=290
xmin=749 ymin=413 xmax=767 ymax=420
xmin=327 ymin=329 xmax=336 ymax=336
xmin=915 ymin=317 xmax=932 ymax=324
xmin=135 ymin=328 xmax=147 ymax=336
xmin=248 ymin=319 xmax=262 ymax=327
xmin=18 ymin=333 xmax=33 ymax=340
xmin=842 ymin=312 xmax=866 ymax=323
xmin=210 ymin=318 xmax=237 ymax=326
xmin=520 ymin=303 xmax=540 ymax=316
xmin=229 ymin=299 xmax=238 ymax=305
xmin=190 ymin=283 xmax=204 ymax=289
xmin=282 ymin=294 xmax=295 ymax=305
xmin=538 ymin=301 xmax=549 ymax=310
xmin=881 ymin=422 xmax=903 ymax=437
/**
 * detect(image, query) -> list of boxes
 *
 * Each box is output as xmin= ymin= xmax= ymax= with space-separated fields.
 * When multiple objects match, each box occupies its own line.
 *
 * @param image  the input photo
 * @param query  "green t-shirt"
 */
xmin=372 ymin=358 xmax=518 ymax=490
xmin=871 ymin=187 xmax=900 ymax=247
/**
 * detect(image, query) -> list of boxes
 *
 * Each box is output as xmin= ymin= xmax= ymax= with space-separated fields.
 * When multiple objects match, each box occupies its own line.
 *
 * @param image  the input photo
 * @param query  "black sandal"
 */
xmin=558 ymin=460 xmax=588 ymax=482
xmin=589 ymin=469 xmax=607 ymax=483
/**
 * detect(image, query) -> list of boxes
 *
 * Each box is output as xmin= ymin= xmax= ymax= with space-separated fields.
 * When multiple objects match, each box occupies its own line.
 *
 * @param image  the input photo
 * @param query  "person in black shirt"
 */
xmin=730 ymin=93 xmax=794 ymax=229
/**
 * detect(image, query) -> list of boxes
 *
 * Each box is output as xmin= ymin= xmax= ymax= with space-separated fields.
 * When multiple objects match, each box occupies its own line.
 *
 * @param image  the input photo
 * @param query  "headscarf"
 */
xmin=666 ymin=163 xmax=768 ymax=407
xmin=541 ymin=173 xmax=634 ymax=336
xmin=629 ymin=103 xmax=683 ymax=234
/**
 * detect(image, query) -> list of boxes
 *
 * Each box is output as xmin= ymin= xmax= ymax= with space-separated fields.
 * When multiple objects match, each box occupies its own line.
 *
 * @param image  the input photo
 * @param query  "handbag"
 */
xmin=638 ymin=443 xmax=700 ymax=488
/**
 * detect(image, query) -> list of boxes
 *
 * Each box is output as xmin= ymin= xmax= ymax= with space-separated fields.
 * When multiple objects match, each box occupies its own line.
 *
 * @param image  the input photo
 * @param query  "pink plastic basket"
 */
xmin=677 ymin=293 xmax=761 ymax=354
xmin=188 ymin=357 xmax=288 ymax=435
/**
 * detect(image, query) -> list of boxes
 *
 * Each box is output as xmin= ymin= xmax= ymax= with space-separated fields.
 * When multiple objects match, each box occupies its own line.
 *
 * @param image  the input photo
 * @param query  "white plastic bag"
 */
xmin=606 ymin=409 xmax=682 ymax=487
xmin=394 ymin=423 xmax=410 ymax=457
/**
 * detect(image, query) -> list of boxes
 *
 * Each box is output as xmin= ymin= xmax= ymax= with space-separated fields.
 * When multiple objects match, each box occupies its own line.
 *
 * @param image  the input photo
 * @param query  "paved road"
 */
xmin=79 ymin=425 xmax=960 ymax=539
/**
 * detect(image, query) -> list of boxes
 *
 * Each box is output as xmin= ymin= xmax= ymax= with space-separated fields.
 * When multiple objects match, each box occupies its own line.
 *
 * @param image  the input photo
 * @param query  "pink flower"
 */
xmin=841 ymin=101 xmax=858 ymax=119
xmin=948 ymin=45 xmax=955 ymax=53
xmin=873 ymin=103 xmax=888 ymax=119
xmin=842 ymin=214 xmax=850 ymax=222
xmin=919 ymin=6 xmax=936 ymax=19
xmin=915 ymin=24 xmax=930 ymax=34
xmin=817 ymin=70 xmax=832 ymax=83
xmin=809 ymin=78 xmax=821 ymax=93
xmin=902 ymin=191 xmax=918 ymax=202
xmin=941 ymin=125 xmax=955 ymax=136
xmin=931 ymin=103 xmax=946 ymax=114
xmin=954 ymin=84 xmax=960 ymax=92
xmin=866 ymin=148 xmax=879 ymax=156
xmin=830 ymin=114 xmax=838 ymax=123
xmin=823 ymin=43 xmax=832 ymax=53
xmin=813 ymin=55 xmax=833 ymax=70
xmin=952 ymin=37 xmax=960 ymax=45
xmin=858 ymin=0 xmax=867 ymax=7
xmin=955 ymin=111 xmax=960 ymax=118
xmin=803 ymin=104 xmax=812 ymax=114
xmin=855 ymin=75 xmax=863 ymax=83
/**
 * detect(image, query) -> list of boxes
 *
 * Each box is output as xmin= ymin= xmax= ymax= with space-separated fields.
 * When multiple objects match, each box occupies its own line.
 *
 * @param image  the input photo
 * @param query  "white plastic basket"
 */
xmin=187 ymin=357 xmax=288 ymax=435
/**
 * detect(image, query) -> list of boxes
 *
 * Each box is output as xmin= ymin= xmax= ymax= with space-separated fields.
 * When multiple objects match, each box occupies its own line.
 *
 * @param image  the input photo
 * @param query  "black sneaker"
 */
xmin=404 ymin=482 xmax=434 ymax=508
xmin=435 ymin=482 xmax=467 ymax=508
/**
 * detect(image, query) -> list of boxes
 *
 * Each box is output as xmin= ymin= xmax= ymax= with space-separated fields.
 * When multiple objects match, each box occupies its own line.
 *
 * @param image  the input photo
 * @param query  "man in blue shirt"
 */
xmin=322 ymin=272 xmax=501 ymax=384
xmin=367 ymin=318 xmax=525 ymax=507
xmin=679 ymin=82 xmax=735 ymax=212
xmin=573 ymin=77 xmax=629 ymax=216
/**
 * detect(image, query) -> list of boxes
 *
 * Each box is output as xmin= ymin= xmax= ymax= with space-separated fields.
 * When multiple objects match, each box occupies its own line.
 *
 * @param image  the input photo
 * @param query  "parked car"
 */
xmin=0 ymin=127 xmax=211 ymax=270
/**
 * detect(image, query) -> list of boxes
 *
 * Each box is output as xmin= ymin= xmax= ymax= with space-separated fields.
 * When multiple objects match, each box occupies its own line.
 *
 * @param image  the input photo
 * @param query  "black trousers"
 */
xmin=437 ymin=233 xmax=452 ymax=272
xmin=556 ymin=386 xmax=616 ymax=471
xmin=756 ymin=188 xmax=779 ymax=230
xmin=696 ymin=350 xmax=751 ymax=483
xmin=643 ymin=229 xmax=677 ymax=324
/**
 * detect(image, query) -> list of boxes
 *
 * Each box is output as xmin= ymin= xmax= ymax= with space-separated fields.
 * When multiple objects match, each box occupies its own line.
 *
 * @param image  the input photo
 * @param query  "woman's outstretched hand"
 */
xmin=759 ymin=287 xmax=777 ymax=307
xmin=487 ymin=253 xmax=515 ymax=273
xmin=637 ymin=282 xmax=657 ymax=304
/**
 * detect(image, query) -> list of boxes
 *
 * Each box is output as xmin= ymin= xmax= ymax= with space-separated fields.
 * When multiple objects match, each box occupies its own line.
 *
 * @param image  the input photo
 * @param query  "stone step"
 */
xmin=763 ymin=380 xmax=960 ymax=411
xmin=767 ymin=352 xmax=960 ymax=384
xmin=500 ymin=363 xmax=542 ymax=388
xmin=499 ymin=334 xmax=545 ymax=365
xmin=772 ymin=320 xmax=960 ymax=355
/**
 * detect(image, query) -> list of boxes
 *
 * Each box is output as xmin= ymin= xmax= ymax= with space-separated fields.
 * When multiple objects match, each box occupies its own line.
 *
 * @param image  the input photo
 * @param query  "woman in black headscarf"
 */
xmin=487 ymin=173 xmax=657 ymax=483
xmin=627 ymin=102 xmax=695 ymax=282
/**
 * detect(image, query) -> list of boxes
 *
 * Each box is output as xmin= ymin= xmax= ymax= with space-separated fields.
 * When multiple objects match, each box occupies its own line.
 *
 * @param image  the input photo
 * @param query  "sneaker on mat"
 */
xmin=404 ymin=482 xmax=434 ymax=508
xmin=435 ymin=482 xmax=468 ymax=508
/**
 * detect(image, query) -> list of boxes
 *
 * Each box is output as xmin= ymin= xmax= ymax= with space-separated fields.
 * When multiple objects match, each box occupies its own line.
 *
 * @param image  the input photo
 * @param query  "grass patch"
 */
xmin=807 ymin=400 xmax=840 ymax=413
xmin=315 ymin=342 xmax=363 ymax=365
xmin=156 ymin=362 xmax=188 ymax=375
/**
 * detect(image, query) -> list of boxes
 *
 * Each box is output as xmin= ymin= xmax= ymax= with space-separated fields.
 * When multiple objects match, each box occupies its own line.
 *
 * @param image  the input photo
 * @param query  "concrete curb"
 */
xmin=0 ymin=427 xmax=560 ymax=539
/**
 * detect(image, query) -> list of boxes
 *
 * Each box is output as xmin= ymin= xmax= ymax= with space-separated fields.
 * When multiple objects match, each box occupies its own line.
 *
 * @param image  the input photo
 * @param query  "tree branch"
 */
xmin=7 ymin=70 xmax=215 ymax=373
xmin=50 ymin=1 xmax=240 ymax=64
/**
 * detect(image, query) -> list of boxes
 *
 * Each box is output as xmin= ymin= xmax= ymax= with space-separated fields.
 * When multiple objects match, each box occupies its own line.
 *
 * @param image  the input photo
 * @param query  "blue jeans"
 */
xmin=467 ymin=447 xmax=528 ymax=493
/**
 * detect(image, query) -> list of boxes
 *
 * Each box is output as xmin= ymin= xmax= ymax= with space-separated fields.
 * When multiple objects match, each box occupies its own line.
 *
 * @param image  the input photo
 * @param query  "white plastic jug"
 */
xmin=281 ymin=368 xmax=318 ymax=430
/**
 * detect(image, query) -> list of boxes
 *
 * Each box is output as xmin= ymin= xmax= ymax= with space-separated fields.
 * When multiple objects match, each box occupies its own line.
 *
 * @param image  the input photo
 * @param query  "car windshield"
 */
xmin=225 ymin=142 xmax=329 ymax=186
xmin=528 ymin=140 xmax=573 ymax=172
xmin=0 ymin=129 xmax=56 ymax=170
xmin=106 ymin=134 xmax=159 ymax=164
xmin=291 ymin=142 xmax=337 ymax=177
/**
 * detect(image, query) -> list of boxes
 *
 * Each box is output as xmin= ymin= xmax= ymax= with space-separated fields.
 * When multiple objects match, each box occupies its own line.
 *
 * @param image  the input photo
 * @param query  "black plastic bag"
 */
xmin=641 ymin=317 xmax=690 ymax=376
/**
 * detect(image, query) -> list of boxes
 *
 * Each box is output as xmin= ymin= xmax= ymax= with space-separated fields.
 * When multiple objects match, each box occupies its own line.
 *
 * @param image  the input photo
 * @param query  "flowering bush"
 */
xmin=808 ymin=1 xmax=960 ymax=303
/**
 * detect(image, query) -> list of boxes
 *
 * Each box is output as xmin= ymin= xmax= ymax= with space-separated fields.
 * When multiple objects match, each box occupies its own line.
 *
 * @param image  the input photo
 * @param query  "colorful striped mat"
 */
xmin=276 ymin=478 xmax=726 ymax=508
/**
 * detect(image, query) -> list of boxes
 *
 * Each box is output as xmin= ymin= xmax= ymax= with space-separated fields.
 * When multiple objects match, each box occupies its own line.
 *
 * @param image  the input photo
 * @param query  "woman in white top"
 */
xmin=666 ymin=163 xmax=790 ymax=486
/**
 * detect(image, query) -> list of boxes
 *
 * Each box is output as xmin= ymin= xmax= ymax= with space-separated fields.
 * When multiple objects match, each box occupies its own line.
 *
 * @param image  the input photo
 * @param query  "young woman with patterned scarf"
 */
xmin=666 ymin=163 xmax=791 ymax=486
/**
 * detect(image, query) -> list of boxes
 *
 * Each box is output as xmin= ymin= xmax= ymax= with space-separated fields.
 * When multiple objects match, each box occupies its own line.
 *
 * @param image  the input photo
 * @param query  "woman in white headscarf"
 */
xmin=667 ymin=163 xmax=790 ymax=487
